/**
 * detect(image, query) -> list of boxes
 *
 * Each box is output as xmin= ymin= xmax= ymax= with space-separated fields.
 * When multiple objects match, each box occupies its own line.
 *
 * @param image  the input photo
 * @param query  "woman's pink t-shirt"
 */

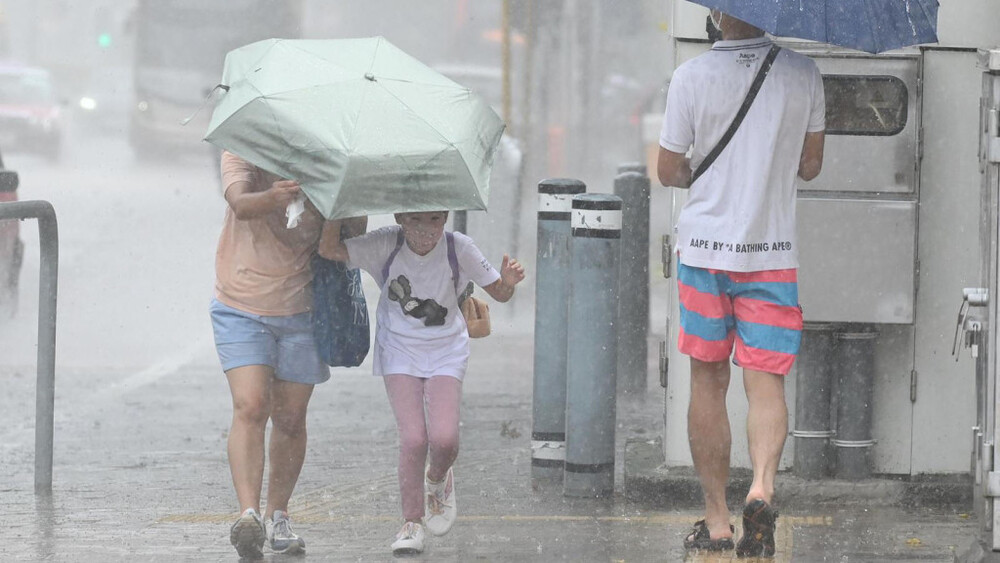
xmin=214 ymin=152 xmax=324 ymax=316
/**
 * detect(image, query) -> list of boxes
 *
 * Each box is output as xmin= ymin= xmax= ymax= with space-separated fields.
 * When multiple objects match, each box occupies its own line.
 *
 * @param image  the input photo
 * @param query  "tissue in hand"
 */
xmin=286 ymin=195 xmax=307 ymax=228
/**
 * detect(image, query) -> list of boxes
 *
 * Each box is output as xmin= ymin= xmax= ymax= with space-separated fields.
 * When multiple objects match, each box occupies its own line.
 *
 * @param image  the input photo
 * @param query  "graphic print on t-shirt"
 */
xmin=386 ymin=275 xmax=448 ymax=326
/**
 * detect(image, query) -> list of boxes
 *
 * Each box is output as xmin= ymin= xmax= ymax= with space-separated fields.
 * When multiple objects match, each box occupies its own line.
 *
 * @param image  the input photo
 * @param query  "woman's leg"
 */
xmin=226 ymin=365 xmax=273 ymax=513
xmin=424 ymin=375 xmax=462 ymax=482
xmin=384 ymin=374 xmax=429 ymax=522
xmin=265 ymin=379 xmax=315 ymax=518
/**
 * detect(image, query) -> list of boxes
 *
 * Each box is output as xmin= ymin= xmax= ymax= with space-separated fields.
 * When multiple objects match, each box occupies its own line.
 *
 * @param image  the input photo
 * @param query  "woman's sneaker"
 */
xmin=391 ymin=521 xmax=425 ymax=555
xmin=230 ymin=508 xmax=265 ymax=559
xmin=265 ymin=510 xmax=306 ymax=554
xmin=424 ymin=467 xmax=457 ymax=536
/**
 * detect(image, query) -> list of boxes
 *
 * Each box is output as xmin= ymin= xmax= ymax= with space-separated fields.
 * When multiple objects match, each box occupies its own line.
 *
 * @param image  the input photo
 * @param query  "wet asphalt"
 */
xmin=0 ymin=322 xmax=984 ymax=562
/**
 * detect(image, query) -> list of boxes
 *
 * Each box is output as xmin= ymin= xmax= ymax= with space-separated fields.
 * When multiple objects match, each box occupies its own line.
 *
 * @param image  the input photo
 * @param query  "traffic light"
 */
xmin=95 ymin=7 xmax=113 ymax=49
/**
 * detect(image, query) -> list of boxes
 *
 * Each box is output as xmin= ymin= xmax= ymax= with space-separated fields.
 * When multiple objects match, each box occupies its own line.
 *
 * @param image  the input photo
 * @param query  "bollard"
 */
xmin=792 ymin=324 xmax=838 ymax=479
xmin=532 ymin=178 xmax=586 ymax=482
xmin=617 ymin=162 xmax=648 ymax=176
xmin=452 ymin=210 xmax=467 ymax=234
xmin=564 ymin=193 xmax=622 ymax=498
xmin=833 ymin=327 xmax=879 ymax=480
xmin=614 ymin=171 xmax=651 ymax=396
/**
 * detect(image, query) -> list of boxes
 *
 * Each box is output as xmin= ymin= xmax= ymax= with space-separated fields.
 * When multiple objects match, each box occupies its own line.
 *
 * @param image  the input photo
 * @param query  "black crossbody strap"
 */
xmin=690 ymin=44 xmax=781 ymax=185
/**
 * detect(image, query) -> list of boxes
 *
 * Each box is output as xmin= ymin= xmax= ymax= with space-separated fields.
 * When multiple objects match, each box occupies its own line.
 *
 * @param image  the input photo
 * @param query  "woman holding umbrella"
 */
xmin=210 ymin=151 xmax=366 ymax=558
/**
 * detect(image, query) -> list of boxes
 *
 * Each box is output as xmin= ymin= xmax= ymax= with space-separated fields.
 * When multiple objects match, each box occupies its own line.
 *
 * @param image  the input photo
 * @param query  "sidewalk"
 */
xmin=0 ymin=328 xmax=983 ymax=562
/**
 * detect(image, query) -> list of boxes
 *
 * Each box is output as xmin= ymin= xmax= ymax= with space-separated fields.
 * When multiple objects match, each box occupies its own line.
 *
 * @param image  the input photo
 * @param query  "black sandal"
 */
xmin=736 ymin=499 xmax=779 ymax=558
xmin=684 ymin=519 xmax=735 ymax=551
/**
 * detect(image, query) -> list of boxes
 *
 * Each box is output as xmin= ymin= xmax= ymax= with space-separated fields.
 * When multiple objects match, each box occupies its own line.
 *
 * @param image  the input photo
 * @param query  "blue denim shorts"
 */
xmin=209 ymin=298 xmax=330 ymax=385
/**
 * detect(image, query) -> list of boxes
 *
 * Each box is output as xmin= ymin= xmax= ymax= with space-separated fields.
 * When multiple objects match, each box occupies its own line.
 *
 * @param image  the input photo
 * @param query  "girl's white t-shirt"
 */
xmin=660 ymin=38 xmax=826 ymax=272
xmin=345 ymin=225 xmax=500 ymax=377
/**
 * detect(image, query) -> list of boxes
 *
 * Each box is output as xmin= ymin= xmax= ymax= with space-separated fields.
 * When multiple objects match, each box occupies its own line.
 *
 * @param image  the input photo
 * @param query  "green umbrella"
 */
xmin=204 ymin=37 xmax=506 ymax=220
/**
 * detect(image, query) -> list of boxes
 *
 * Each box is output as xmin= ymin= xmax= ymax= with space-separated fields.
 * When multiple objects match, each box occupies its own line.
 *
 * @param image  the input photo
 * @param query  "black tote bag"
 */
xmin=311 ymin=255 xmax=370 ymax=367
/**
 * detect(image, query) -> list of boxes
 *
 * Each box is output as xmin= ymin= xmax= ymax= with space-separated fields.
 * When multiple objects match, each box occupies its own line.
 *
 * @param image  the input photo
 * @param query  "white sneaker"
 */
xmin=230 ymin=508 xmax=265 ymax=559
xmin=391 ymin=521 xmax=425 ymax=555
xmin=424 ymin=467 xmax=457 ymax=536
xmin=265 ymin=510 xmax=306 ymax=554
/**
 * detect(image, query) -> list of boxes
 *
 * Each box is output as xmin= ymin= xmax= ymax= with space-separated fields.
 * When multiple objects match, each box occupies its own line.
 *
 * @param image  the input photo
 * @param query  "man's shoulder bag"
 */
xmin=690 ymin=44 xmax=781 ymax=185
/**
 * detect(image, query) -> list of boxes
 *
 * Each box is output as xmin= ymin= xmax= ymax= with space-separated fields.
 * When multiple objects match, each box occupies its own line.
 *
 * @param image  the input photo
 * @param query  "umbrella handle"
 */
xmin=180 ymin=84 xmax=231 ymax=126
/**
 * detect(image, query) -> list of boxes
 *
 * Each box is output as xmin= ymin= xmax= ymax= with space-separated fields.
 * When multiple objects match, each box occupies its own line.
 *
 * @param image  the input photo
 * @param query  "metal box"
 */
xmin=797 ymin=198 xmax=916 ymax=323
xmin=804 ymin=56 xmax=919 ymax=195
xmin=796 ymin=54 xmax=919 ymax=324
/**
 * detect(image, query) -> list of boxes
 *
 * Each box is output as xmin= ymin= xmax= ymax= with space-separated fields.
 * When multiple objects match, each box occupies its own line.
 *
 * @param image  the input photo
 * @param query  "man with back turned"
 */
xmin=657 ymin=8 xmax=825 ymax=557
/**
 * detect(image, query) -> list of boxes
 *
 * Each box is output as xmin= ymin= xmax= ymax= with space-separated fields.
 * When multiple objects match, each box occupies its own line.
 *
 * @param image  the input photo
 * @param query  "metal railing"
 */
xmin=0 ymin=200 xmax=58 ymax=494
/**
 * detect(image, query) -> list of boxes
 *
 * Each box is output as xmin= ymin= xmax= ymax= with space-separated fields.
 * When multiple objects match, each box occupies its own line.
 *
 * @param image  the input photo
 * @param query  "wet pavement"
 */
xmin=0 ymin=325 xmax=983 ymax=562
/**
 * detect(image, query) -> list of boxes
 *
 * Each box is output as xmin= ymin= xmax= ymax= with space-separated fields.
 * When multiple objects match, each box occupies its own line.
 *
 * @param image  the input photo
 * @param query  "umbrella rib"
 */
xmin=373 ymin=83 xmax=455 ymax=148
xmin=229 ymin=39 xmax=281 ymax=87
xmin=907 ymin=0 xmax=938 ymax=41
xmin=283 ymin=39 xmax=369 ymax=77
xmin=855 ymin=0 xmax=879 ymax=53
xmin=366 ymin=36 xmax=384 ymax=78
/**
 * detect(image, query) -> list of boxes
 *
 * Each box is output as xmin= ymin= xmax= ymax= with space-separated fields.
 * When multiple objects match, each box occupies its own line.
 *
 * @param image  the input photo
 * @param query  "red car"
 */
xmin=0 ymin=63 xmax=63 ymax=160
xmin=0 ymin=149 xmax=21 ymax=318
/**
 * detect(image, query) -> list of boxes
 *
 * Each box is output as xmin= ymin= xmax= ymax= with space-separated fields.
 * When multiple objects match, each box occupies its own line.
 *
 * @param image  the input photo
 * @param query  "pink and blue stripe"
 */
xmin=677 ymin=263 xmax=803 ymax=375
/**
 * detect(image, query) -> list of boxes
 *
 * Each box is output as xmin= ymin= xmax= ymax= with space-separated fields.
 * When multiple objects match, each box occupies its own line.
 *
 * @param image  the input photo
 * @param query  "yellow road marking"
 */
xmin=158 ymin=513 xmax=832 ymax=526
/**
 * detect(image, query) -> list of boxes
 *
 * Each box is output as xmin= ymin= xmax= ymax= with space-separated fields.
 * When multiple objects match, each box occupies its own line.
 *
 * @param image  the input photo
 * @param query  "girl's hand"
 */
xmin=484 ymin=254 xmax=525 ymax=303
xmin=500 ymin=254 xmax=525 ymax=287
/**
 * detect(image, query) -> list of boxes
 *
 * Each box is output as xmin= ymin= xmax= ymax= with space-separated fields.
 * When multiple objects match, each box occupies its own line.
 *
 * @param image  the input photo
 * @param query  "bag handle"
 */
xmin=690 ymin=44 xmax=781 ymax=185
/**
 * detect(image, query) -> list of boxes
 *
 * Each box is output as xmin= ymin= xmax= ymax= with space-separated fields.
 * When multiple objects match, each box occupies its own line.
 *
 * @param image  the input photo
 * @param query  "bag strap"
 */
xmin=690 ymin=44 xmax=781 ymax=185
xmin=445 ymin=232 xmax=461 ymax=293
xmin=380 ymin=228 xmax=461 ymax=294
xmin=381 ymin=230 xmax=405 ymax=285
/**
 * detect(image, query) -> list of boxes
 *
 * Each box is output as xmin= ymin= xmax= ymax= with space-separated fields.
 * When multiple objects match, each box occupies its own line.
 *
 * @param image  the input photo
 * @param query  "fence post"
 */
xmin=564 ymin=193 xmax=622 ymax=498
xmin=614 ymin=170 xmax=650 ymax=396
xmin=0 ymin=200 xmax=58 ymax=494
xmin=531 ymin=178 xmax=586 ymax=482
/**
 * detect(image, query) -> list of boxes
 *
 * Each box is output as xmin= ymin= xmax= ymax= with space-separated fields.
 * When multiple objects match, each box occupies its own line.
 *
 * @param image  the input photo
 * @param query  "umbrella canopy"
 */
xmin=688 ymin=0 xmax=939 ymax=54
xmin=204 ymin=37 xmax=506 ymax=219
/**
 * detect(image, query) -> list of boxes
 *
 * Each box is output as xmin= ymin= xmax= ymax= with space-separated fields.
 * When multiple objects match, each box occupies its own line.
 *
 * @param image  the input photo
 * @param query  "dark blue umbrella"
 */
xmin=688 ymin=0 xmax=939 ymax=53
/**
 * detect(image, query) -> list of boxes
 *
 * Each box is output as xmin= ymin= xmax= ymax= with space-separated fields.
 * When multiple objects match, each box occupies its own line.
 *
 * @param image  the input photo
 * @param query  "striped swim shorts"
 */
xmin=677 ymin=262 xmax=803 ymax=376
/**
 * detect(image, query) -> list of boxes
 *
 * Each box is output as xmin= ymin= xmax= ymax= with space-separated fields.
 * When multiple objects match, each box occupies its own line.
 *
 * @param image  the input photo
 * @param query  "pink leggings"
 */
xmin=383 ymin=374 xmax=462 ymax=521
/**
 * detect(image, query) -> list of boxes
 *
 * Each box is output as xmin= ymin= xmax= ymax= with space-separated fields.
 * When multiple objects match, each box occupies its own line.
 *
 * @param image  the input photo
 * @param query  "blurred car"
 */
xmin=0 ymin=63 xmax=64 ymax=160
xmin=73 ymin=64 xmax=133 ymax=135
xmin=0 ymin=148 xmax=22 ymax=319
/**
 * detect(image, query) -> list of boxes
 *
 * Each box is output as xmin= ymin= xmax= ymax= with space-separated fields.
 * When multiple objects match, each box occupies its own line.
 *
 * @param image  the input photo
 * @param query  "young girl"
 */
xmin=319 ymin=211 xmax=524 ymax=555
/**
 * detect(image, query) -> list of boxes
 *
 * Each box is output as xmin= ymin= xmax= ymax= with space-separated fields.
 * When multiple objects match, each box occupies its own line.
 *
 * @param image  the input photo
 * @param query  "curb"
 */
xmin=623 ymin=436 xmax=973 ymax=510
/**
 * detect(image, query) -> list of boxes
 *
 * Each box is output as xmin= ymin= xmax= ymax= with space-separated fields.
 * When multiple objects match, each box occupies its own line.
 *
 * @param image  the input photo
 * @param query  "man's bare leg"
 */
xmin=742 ymin=369 xmax=787 ymax=504
xmin=689 ymin=358 xmax=733 ymax=539
xmin=264 ymin=379 xmax=315 ymax=518
xmin=226 ymin=365 xmax=273 ymax=512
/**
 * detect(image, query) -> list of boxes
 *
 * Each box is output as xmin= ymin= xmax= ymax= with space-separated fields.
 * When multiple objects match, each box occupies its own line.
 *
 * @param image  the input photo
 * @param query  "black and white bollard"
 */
xmin=614 ymin=171 xmax=651 ymax=396
xmin=532 ymin=178 xmax=586 ymax=482
xmin=617 ymin=162 xmax=648 ymax=176
xmin=564 ymin=193 xmax=622 ymax=498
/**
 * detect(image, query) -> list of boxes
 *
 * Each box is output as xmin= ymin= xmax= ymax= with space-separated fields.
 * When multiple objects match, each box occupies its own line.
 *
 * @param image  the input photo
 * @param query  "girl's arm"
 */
xmin=318 ymin=219 xmax=350 ymax=261
xmin=341 ymin=216 xmax=368 ymax=239
xmin=483 ymin=254 xmax=525 ymax=303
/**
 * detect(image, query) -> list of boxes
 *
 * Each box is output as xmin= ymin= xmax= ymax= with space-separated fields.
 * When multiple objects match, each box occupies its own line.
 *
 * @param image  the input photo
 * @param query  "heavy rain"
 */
xmin=1 ymin=0 xmax=999 ymax=561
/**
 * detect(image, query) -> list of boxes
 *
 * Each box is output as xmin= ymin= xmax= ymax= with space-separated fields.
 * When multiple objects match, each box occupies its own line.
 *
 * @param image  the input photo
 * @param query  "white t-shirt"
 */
xmin=660 ymin=38 xmax=825 ymax=272
xmin=345 ymin=225 xmax=500 ymax=378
